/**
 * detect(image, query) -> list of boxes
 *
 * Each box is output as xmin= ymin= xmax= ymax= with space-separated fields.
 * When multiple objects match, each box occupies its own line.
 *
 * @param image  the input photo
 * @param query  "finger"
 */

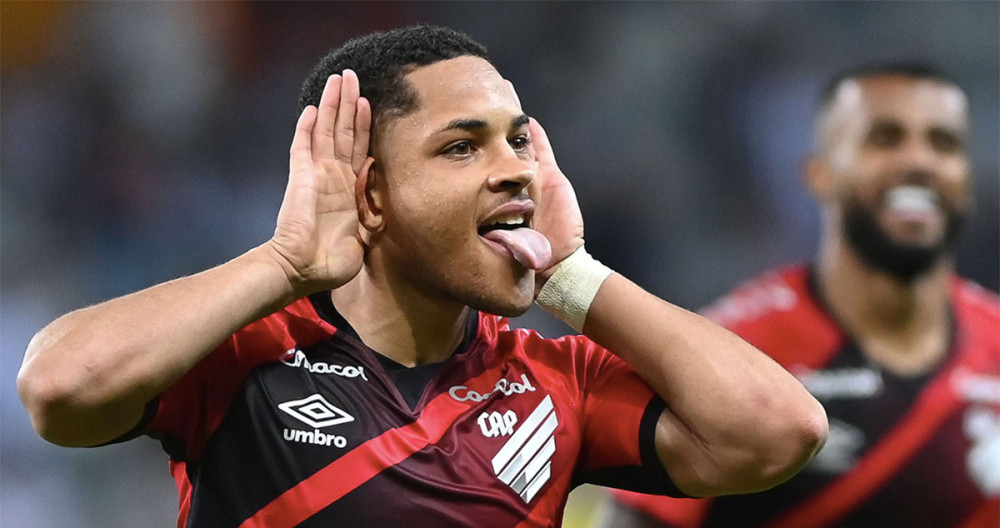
xmin=352 ymin=96 xmax=372 ymax=175
xmin=313 ymin=74 xmax=343 ymax=162
xmin=334 ymin=69 xmax=360 ymax=165
xmin=528 ymin=117 xmax=557 ymax=165
xmin=290 ymin=105 xmax=319 ymax=171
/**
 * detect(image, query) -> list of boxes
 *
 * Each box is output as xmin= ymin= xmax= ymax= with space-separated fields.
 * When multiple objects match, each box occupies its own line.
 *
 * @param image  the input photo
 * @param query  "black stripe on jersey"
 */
xmin=572 ymin=396 xmax=689 ymax=497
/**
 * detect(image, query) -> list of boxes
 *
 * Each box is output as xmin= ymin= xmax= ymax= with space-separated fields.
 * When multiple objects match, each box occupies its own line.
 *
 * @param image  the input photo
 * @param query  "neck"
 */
xmin=815 ymin=233 xmax=953 ymax=376
xmin=330 ymin=255 xmax=469 ymax=368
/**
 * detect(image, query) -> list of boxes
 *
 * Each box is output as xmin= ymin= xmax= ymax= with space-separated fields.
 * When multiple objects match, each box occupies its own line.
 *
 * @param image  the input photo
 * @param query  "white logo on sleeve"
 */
xmin=491 ymin=395 xmax=558 ymax=503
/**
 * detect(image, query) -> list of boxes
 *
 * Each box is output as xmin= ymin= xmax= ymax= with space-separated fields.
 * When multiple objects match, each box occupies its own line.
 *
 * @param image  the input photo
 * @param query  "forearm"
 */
xmin=17 ymin=243 xmax=299 ymax=447
xmin=584 ymin=273 xmax=826 ymax=494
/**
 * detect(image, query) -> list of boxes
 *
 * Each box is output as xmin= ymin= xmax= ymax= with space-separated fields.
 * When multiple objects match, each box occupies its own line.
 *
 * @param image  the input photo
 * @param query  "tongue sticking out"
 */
xmin=482 ymin=228 xmax=552 ymax=270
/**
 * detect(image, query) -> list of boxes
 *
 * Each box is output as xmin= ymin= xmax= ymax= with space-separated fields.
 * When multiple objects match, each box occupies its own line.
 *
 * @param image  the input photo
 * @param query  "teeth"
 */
xmin=886 ymin=186 xmax=938 ymax=214
xmin=490 ymin=214 xmax=524 ymax=226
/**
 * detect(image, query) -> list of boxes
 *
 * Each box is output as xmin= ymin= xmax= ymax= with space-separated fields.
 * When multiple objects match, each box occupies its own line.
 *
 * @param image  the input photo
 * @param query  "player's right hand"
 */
xmin=268 ymin=70 xmax=374 ymax=295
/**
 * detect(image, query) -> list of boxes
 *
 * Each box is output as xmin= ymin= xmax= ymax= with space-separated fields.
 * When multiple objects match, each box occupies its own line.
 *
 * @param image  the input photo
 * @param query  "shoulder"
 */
xmin=952 ymin=277 xmax=1000 ymax=321
xmin=482 ymin=313 xmax=620 ymax=378
xmin=701 ymin=265 xmax=843 ymax=368
xmin=229 ymin=296 xmax=339 ymax=363
xmin=951 ymin=277 xmax=1000 ymax=358
xmin=701 ymin=266 xmax=808 ymax=327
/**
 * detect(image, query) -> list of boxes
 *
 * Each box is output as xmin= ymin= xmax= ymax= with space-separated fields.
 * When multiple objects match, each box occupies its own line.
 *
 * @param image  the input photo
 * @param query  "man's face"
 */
xmin=817 ymin=75 xmax=971 ymax=279
xmin=369 ymin=56 xmax=546 ymax=316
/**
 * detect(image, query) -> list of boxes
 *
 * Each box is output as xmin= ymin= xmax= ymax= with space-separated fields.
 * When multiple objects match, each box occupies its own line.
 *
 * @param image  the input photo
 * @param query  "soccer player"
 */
xmin=603 ymin=64 xmax=1000 ymax=528
xmin=17 ymin=26 xmax=827 ymax=527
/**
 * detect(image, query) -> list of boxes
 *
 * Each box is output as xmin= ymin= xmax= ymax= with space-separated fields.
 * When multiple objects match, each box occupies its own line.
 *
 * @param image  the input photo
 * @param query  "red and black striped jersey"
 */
xmin=615 ymin=266 xmax=1000 ymax=528
xmin=139 ymin=293 xmax=682 ymax=527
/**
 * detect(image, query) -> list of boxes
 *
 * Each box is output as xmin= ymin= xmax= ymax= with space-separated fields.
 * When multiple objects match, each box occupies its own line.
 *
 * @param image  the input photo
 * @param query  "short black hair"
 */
xmin=818 ymin=62 xmax=962 ymax=112
xmin=298 ymin=25 xmax=489 ymax=142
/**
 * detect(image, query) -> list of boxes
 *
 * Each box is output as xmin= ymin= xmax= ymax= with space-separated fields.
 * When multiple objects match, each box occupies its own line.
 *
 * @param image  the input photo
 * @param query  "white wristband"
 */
xmin=536 ymin=246 xmax=613 ymax=332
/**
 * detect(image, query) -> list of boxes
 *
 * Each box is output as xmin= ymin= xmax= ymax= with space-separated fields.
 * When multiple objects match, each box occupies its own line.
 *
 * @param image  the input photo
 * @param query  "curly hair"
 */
xmin=298 ymin=25 xmax=489 ymax=145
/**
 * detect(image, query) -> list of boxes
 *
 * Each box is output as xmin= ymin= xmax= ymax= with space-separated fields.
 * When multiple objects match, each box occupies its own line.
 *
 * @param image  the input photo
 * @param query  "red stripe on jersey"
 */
xmin=766 ymin=361 xmax=964 ymax=528
xmin=957 ymin=497 xmax=999 ymax=528
xmin=240 ymin=367 xmax=499 ymax=528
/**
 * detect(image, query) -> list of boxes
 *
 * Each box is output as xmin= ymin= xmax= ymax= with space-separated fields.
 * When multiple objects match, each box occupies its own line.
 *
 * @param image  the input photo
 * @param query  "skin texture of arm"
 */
xmin=17 ymin=72 xmax=372 ymax=447
xmin=528 ymin=118 xmax=828 ymax=497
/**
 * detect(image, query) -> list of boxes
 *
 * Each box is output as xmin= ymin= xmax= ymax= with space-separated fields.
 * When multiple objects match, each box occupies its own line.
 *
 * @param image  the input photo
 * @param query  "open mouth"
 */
xmin=885 ymin=185 xmax=939 ymax=215
xmin=477 ymin=213 xmax=529 ymax=236
xmin=477 ymin=208 xmax=551 ymax=270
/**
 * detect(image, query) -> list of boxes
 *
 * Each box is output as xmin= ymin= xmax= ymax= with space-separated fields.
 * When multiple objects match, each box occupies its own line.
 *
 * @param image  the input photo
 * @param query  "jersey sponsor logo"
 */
xmin=793 ymin=366 xmax=883 ymax=400
xmin=478 ymin=410 xmax=518 ymax=438
xmin=702 ymin=275 xmax=799 ymax=326
xmin=963 ymin=406 xmax=1000 ymax=495
xmin=449 ymin=373 xmax=536 ymax=402
xmin=282 ymin=428 xmax=348 ymax=448
xmin=952 ymin=368 xmax=1000 ymax=405
xmin=279 ymin=394 xmax=354 ymax=449
xmin=491 ymin=395 xmax=557 ymax=503
xmin=280 ymin=348 xmax=369 ymax=381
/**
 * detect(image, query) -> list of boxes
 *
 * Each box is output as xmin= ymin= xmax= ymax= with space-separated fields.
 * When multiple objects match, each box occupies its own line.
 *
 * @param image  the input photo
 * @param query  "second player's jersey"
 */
xmin=139 ymin=293 xmax=682 ymax=528
xmin=615 ymin=266 xmax=1000 ymax=528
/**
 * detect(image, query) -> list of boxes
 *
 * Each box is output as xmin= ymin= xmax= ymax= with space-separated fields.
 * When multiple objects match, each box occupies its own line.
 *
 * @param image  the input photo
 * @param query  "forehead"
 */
xmin=831 ymin=75 xmax=969 ymax=131
xmin=388 ymin=56 xmax=521 ymax=135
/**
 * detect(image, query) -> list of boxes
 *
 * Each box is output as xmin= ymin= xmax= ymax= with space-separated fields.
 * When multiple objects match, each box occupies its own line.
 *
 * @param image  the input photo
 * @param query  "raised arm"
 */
xmin=529 ymin=118 xmax=828 ymax=497
xmin=17 ymin=71 xmax=373 ymax=447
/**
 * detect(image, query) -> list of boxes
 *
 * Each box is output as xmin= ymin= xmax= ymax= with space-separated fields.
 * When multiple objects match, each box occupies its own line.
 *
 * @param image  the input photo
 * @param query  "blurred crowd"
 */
xmin=1 ymin=2 xmax=996 ymax=527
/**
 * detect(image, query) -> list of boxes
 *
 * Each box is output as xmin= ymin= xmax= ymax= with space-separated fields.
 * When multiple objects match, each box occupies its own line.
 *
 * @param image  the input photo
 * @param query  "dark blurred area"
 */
xmin=2 ymin=2 xmax=996 ymax=526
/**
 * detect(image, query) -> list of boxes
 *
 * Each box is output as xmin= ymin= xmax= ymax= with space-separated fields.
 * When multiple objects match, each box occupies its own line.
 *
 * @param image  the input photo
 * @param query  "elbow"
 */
xmin=704 ymin=398 xmax=829 ymax=497
xmin=771 ymin=402 xmax=828 ymax=483
xmin=18 ymin=360 xmax=78 ymax=446
xmin=18 ymin=332 xmax=106 ymax=447
xmin=745 ymin=397 xmax=829 ymax=493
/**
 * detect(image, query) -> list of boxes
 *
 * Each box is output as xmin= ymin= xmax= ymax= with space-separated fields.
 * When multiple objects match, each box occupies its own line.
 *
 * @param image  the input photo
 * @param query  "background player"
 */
xmin=17 ymin=26 xmax=827 ymax=527
xmin=602 ymin=64 xmax=1000 ymax=528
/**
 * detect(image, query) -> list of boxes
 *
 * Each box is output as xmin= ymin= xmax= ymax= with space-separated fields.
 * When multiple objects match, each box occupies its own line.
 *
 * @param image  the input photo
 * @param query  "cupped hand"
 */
xmin=269 ymin=70 xmax=373 ymax=295
xmin=529 ymin=117 xmax=585 ymax=293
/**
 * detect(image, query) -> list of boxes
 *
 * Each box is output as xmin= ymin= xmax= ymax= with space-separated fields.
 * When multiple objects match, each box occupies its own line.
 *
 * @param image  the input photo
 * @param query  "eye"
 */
xmin=443 ymin=140 xmax=475 ymax=158
xmin=866 ymin=122 xmax=903 ymax=149
xmin=509 ymin=134 xmax=531 ymax=151
xmin=929 ymin=128 xmax=962 ymax=154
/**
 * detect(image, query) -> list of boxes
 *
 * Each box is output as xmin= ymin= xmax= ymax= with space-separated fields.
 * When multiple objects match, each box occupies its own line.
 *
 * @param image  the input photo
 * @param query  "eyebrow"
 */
xmin=435 ymin=114 xmax=530 ymax=135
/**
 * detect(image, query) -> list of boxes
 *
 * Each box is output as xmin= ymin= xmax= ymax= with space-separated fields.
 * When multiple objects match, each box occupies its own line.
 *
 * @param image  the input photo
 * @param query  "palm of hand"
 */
xmin=271 ymin=71 xmax=372 ymax=294
xmin=529 ymin=118 xmax=585 ymax=281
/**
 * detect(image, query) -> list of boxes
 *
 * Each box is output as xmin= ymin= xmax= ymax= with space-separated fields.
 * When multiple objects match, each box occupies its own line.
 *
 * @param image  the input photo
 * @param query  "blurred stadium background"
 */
xmin=2 ymin=2 xmax=996 ymax=527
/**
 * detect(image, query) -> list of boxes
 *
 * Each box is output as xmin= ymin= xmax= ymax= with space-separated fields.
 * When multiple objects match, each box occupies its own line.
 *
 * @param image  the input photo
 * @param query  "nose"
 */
xmin=895 ymin=136 xmax=938 ymax=176
xmin=487 ymin=147 xmax=535 ymax=193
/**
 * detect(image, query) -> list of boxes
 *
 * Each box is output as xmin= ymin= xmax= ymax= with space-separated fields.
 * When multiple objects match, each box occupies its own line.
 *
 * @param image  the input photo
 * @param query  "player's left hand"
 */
xmin=529 ymin=117 xmax=585 ymax=294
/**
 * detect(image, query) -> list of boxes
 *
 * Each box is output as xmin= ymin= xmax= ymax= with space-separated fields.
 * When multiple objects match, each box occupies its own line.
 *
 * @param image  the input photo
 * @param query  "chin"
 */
xmin=466 ymin=281 xmax=535 ymax=317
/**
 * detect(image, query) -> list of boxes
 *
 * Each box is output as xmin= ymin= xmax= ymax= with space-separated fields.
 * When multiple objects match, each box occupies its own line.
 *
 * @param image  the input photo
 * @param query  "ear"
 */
xmin=803 ymin=154 xmax=835 ymax=202
xmin=356 ymin=157 xmax=384 ymax=233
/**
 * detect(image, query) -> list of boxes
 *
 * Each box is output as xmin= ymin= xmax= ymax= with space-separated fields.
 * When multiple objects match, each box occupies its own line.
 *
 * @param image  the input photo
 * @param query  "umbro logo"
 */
xmin=279 ymin=394 xmax=355 ymax=428
xmin=279 ymin=394 xmax=353 ymax=449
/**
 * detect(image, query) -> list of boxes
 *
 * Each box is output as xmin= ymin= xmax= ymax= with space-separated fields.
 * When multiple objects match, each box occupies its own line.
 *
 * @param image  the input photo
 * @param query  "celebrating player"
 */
xmin=18 ymin=26 xmax=827 ymax=527
xmin=604 ymin=64 xmax=1000 ymax=528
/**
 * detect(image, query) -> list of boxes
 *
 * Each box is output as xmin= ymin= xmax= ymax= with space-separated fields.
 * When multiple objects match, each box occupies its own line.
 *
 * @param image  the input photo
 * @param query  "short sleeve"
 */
xmin=570 ymin=338 xmax=689 ymax=497
xmin=142 ymin=299 xmax=335 ymax=461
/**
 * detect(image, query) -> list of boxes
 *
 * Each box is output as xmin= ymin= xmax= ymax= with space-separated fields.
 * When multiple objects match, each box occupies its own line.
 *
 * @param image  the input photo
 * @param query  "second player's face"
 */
xmin=822 ymin=75 xmax=971 ymax=251
xmin=370 ymin=56 xmax=543 ymax=316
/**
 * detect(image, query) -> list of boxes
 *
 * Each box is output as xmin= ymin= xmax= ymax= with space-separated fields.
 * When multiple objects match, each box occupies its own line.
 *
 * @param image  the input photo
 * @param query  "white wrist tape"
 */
xmin=536 ymin=246 xmax=613 ymax=332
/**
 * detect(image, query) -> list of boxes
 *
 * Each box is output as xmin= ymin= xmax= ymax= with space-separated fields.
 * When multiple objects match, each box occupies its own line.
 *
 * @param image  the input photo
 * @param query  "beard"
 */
xmin=842 ymin=193 xmax=965 ymax=283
